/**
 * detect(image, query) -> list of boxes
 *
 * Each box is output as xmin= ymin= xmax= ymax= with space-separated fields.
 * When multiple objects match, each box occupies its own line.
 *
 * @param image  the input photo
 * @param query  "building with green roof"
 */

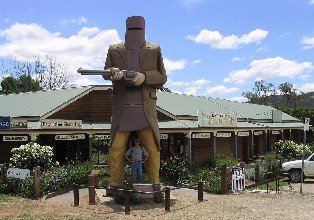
xmin=0 ymin=85 xmax=306 ymax=167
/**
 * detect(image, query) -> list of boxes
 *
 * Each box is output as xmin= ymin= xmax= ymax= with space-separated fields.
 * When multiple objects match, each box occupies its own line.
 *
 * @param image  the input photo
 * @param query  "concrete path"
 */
xmin=45 ymin=187 xmax=89 ymax=205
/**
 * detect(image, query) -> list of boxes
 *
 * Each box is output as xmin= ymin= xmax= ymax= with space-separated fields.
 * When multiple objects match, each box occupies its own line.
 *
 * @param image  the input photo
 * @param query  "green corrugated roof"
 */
xmin=0 ymin=86 xmax=301 ymax=125
xmin=0 ymin=86 xmax=93 ymax=118
xmin=208 ymin=98 xmax=298 ymax=121
xmin=156 ymin=92 xmax=232 ymax=117
xmin=156 ymin=91 xmax=299 ymax=121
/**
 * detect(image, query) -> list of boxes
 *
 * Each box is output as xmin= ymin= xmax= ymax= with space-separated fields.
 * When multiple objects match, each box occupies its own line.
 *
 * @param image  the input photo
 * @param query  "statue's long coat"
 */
xmin=104 ymin=41 xmax=167 ymax=147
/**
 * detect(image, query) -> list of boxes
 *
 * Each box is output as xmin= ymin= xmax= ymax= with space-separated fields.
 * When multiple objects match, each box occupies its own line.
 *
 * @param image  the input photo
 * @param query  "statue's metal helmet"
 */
xmin=125 ymin=16 xmax=145 ymax=49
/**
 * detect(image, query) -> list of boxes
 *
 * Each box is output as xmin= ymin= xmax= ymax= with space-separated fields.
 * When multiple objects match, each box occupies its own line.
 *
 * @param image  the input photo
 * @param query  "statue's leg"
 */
xmin=109 ymin=131 xmax=130 ymax=187
xmin=137 ymin=127 xmax=160 ymax=185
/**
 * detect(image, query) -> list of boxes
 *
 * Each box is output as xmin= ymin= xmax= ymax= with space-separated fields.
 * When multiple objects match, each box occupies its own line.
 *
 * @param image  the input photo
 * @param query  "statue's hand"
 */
xmin=132 ymin=72 xmax=145 ymax=86
xmin=110 ymin=68 xmax=123 ymax=81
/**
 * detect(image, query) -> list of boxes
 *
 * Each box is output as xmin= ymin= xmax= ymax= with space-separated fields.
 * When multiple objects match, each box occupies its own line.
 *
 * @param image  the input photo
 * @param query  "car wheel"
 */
xmin=289 ymin=169 xmax=302 ymax=182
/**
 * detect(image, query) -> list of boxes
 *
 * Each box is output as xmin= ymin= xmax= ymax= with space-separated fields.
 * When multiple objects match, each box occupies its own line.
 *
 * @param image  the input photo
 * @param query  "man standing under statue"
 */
xmin=104 ymin=16 xmax=167 ymax=189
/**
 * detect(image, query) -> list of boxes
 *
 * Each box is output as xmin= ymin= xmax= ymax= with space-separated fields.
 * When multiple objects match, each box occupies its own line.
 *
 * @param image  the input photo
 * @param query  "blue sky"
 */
xmin=1 ymin=0 xmax=314 ymax=102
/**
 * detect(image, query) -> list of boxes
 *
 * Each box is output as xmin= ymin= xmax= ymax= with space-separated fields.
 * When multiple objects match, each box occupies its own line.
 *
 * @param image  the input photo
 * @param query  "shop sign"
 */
xmin=159 ymin=134 xmax=168 ymax=139
xmin=0 ymin=116 xmax=11 ymax=129
xmin=304 ymin=118 xmax=310 ymax=131
xmin=237 ymin=131 xmax=250 ymax=137
xmin=41 ymin=119 xmax=82 ymax=129
xmin=198 ymin=112 xmax=237 ymax=127
xmin=55 ymin=134 xmax=85 ymax=140
xmin=3 ymin=136 xmax=28 ymax=142
xmin=192 ymin=133 xmax=211 ymax=138
xmin=272 ymin=130 xmax=281 ymax=135
xmin=7 ymin=168 xmax=31 ymax=179
xmin=11 ymin=119 xmax=28 ymax=129
xmin=254 ymin=131 xmax=263 ymax=135
xmin=217 ymin=133 xmax=232 ymax=138
xmin=93 ymin=134 xmax=110 ymax=140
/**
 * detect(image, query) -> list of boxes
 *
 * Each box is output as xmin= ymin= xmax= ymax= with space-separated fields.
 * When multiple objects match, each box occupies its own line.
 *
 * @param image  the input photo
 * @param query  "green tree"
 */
xmin=277 ymin=82 xmax=304 ymax=108
xmin=243 ymin=80 xmax=305 ymax=108
xmin=0 ymin=74 xmax=41 ymax=94
xmin=0 ymin=55 xmax=73 ymax=91
xmin=242 ymin=80 xmax=276 ymax=105
xmin=0 ymin=76 xmax=19 ymax=94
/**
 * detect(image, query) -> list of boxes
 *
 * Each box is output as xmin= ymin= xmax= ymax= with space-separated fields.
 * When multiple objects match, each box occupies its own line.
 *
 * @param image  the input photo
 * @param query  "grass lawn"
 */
xmin=0 ymin=193 xmax=12 ymax=203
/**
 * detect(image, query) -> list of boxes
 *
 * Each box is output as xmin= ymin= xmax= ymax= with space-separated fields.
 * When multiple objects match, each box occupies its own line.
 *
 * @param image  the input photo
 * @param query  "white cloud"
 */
xmin=59 ymin=17 xmax=88 ymax=26
xmin=185 ymin=86 xmax=199 ymax=95
xmin=0 ymin=22 xmax=121 ymax=86
xmin=299 ymin=74 xmax=311 ymax=81
xmin=179 ymin=0 xmax=204 ymax=9
xmin=224 ymin=57 xmax=313 ymax=84
xmin=191 ymin=59 xmax=202 ymax=64
xmin=77 ymin=27 xmax=100 ymax=37
xmin=205 ymin=85 xmax=239 ymax=96
xmin=279 ymin=32 xmax=291 ymax=38
xmin=164 ymin=58 xmax=187 ymax=72
xmin=256 ymin=46 xmax=269 ymax=52
xmin=228 ymin=96 xmax=248 ymax=102
xmin=186 ymin=29 xmax=268 ymax=49
xmin=192 ymin=79 xmax=209 ymax=86
xmin=232 ymin=57 xmax=245 ymax=62
xmin=301 ymin=36 xmax=314 ymax=49
xmin=299 ymin=83 xmax=314 ymax=93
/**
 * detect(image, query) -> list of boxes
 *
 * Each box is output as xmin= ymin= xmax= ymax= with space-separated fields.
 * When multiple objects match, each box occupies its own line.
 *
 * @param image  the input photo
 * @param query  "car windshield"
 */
xmin=308 ymin=154 xmax=314 ymax=161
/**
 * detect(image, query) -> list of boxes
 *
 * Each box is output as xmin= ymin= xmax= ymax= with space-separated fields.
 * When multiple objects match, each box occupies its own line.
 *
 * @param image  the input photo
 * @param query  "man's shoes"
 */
xmin=152 ymin=184 xmax=161 ymax=191
xmin=106 ymin=185 xmax=118 ymax=197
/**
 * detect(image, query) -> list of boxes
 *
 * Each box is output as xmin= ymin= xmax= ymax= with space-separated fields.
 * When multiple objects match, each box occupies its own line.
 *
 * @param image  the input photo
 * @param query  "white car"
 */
xmin=282 ymin=153 xmax=314 ymax=182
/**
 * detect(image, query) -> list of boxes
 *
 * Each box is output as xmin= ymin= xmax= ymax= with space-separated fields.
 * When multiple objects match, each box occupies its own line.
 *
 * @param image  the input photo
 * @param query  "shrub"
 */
xmin=1 ymin=177 xmax=34 ymax=198
xmin=97 ymin=169 xmax=110 ymax=187
xmin=40 ymin=162 xmax=93 ymax=195
xmin=274 ymin=140 xmax=312 ymax=159
xmin=0 ymin=161 xmax=94 ymax=198
xmin=160 ymin=156 xmax=193 ymax=186
xmin=9 ymin=143 xmax=54 ymax=170
xmin=209 ymin=155 xmax=238 ymax=172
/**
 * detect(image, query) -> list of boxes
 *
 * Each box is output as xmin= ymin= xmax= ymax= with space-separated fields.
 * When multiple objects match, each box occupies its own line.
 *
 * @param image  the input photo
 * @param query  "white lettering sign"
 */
xmin=198 ymin=112 xmax=237 ymax=127
xmin=7 ymin=168 xmax=31 ymax=179
xmin=272 ymin=130 xmax=281 ymax=135
xmin=304 ymin=118 xmax=310 ymax=131
xmin=3 ymin=136 xmax=28 ymax=142
xmin=11 ymin=119 xmax=28 ymax=128
xmin=192 ymin=133 xmax=211 ymax=138
xmin=55 ymin=134 xmax=85 ymax=140
xmin=159 ymin=134 xmax=168 ymax=139
xmin=217 ymin=133 xmax=232 ymax=138
xmin=41 ymin=119 xmax=82 ymax=129
xmin=93 ymin=134 xmax=110 ymax=140
xmin=237 ymin=131 xmax=250 ymax=136
xmin=254 ymin=131 xmax=263 ymax=135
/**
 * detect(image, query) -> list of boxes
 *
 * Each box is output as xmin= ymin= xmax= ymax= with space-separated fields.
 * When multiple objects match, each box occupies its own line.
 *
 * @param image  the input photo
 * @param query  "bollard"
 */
xmin=198 ymin=181 xmax=203 ymax=201
xmin=89 ymin=186 xmax=96 ymax=205
xmin=0 ymin=164 xmax=4 ymax=183
xmin=165 ymin=187 xmax=170 ymax=211
xmin=255 ymin=163 xmax=260 ymax=184
xmin=220 ymin=164 xmax=227 ymax=194
xmin=33 ymin=166 xmax=41 ymax=199
xmin=124 ymin=189 xmax=131 ymax=215
xmin=88 ymin=174 xmax=96 ymax=205
xmin=73 ymin=184 xmax=79 ymax=207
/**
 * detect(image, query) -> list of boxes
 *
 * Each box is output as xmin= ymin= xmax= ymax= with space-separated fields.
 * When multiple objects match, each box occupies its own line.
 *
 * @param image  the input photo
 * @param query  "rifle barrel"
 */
xmin=77 ymin=68 xmax=112 ymax=75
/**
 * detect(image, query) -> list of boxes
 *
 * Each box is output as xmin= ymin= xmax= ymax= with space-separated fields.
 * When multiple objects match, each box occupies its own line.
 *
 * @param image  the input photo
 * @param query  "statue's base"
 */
xmin=132 ymin=183 xmax=154 ymax=199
